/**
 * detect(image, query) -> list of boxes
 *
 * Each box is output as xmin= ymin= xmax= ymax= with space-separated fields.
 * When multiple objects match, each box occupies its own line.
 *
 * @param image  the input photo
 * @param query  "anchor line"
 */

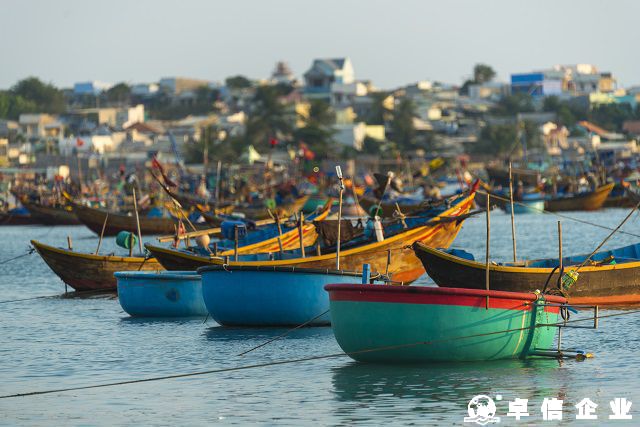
xmin=3 ymin=306 xmax=640 ymax=400
xmin=0 ymin=288 xmax=117 ymax=304
xmin=0 ymin=247 xmax=35 ymax=265
xmin=476 ymin=190 xmax=640 ymax=239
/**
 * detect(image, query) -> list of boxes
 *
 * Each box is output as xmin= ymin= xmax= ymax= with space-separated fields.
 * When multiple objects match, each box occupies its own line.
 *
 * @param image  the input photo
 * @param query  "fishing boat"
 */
xmin=233 ymin=195 xmax=310 ymax=220
xmin=31 ymin=240 xmax=162 ymax=292
xmin=115 ymin=271 xmax=207 ymax=317
xmin=198 ymin=265 xmax=369 ymax=326
xmin=0 ymin=207 xmax=37 ymax=225
xmin=358 ymin=195 xmax=428 ymax=217
xmin=413 ymin=241 xmax=640 ymax=305
xmin=21 ymin=201 xmax=81 ymax=225
xmin=499 ymin=194 xmax=545 ymax=215
xmin=146 ymin=192 xmax=476 ymax=283
xmin=325 ymin=284 xmax=565 ymax=363
xmin=545 ymin=183 xmax=614 ymax=212
xmin=73 ymin=203 xmax=198 ymax=236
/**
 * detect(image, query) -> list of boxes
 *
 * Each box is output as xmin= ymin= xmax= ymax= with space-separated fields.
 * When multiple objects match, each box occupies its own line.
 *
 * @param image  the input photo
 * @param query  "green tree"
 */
xmin=225 ymin=75 xmax=252 ymax=90
xmin=366 ymin=92 xmax=391 ymax=125
xmin=473 ymin=64 xmax=496 ymax=84
xmin=494 ymin=93 xmax=534 ymax=115
xmin=245 ymin=85 xmax=292 ymax=146
xmin=11 ymin=77 xmax=65 ymax=114
xmin=294 ymin=100 xmax=336 ymax=157
xmin=474 ymin=124 xmax=518 ymax=156
xmin=390 ymin=98 xmax=417 ymax=150
xmin=106 ymin=82 xmax=131 ymax=104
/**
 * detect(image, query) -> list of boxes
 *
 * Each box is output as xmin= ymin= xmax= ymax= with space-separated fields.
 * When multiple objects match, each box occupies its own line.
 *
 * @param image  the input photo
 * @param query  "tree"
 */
xmin=294 ymin=100 xmax=336 ymax=158
xmin=390 ymin=98 xmax=417 ymax=150
xmin=245 ymin=85 xmax=292 ymax=146
xmin=366 ymin=92 xmax=391 ymax=125
xmin=460 ymin=63 xmax=496 ymax=95
xmin=494 ymin=93 xmax=534 ymax=115
xmin=474 ymin=124 xmax=518 ymax=156
xmin=11 ymin=77 xmax=65 ymax=114
xmin=473 ymin=64 xmax=496 ymax=84
xmin=225 ymin=75 xmax=252 ymax=90
xmin=106 ymin=82 xmax=131 ymax=105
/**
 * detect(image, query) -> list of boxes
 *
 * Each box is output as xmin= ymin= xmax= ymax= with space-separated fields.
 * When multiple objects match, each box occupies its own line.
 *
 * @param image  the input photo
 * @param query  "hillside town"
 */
xmin=1 ymin=58 xmax=639 ymax=184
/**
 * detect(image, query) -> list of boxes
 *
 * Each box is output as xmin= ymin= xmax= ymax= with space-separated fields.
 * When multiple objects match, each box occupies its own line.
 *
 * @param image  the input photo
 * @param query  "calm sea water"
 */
xmin=1 ymin=208 xmax=640 ymax=426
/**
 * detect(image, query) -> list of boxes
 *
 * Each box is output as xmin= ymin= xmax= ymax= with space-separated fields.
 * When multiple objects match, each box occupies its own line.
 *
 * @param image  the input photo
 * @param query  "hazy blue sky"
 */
xmin=1 ymin=0 xmax=638 ymax=90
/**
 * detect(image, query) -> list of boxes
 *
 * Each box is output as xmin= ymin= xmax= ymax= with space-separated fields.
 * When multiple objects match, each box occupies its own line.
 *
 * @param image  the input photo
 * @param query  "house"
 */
xmin=67 ymin=105 xmax=145 ymax=130
xmin=510 ymin=72 xmax=563 ymax=97
xmin=18 ymin=114 xmax=64 ymax=140
xmin=73 ymin=81 xmax=113 ymax=96
xmin=468 ymin=82 xmax=509 ymax=100
xmin=334 ymin=122 xmax=366 ymax=150
xmin=303 ymin=58 xmax=355 ymax=101
xmin=159 ymin=77 xmax=211 ymax=95
xmin=131 ymin=83 xmax=160 ymax=98
xmin=271 ymin=61 xmax=296 ymax=85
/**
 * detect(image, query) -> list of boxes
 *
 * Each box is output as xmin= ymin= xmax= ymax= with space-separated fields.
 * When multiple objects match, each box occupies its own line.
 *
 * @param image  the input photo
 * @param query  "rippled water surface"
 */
xmin=2 ymin=208 xmax=640 ymax=425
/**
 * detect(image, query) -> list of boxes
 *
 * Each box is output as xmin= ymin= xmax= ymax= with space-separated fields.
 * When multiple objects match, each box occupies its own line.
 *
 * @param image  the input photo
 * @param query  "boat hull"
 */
xmin=147 ymin=193 xmax=476 ymax=283
xmin=73 ymin=204 xmax=179 ymax=236
xmin=500 ymin=199 xmax=544 ymax=214
xmin=198 ymin=266 xmax=365 ymax=326
xmin=326 ymin=284 xmax=564 ymax=363
xmin=115 ymin=271 xmax=207 ymax=317
xmin=545 ymin=183 xmax=614 ymax=212
xmin=413 ymin=242 xmax=640 ymax=306
xmin=22 ymin=202 xmax=80 ymax=225
xmin=31 ymin=240 xmax=162 ymax=292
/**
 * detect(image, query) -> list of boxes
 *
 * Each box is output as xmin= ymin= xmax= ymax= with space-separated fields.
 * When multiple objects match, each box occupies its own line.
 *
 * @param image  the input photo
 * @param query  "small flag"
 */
xmin=76 ymin=138 xmax=85 ymax=147
xmin=269 ymin=137 xmax=278 ymax=148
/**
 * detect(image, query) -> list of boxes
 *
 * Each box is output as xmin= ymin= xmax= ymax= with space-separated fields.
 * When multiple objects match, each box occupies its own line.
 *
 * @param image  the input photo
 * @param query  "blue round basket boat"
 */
xmin=197 ymin=265 xmax=368 ymax=327
xmin=115 ymin=271 xmax=208 ymax=317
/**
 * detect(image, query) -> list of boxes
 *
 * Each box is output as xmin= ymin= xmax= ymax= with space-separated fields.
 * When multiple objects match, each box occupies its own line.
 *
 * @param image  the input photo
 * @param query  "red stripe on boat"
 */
xmin=325 ymin=284 xmax=564 ymax=313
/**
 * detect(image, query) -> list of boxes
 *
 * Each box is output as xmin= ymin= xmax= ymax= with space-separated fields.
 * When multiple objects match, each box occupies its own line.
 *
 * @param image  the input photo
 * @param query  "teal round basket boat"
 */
xmin=115 ymin=271 xmax=208 ymax=317
xmin=325 ymin=284 xmax=566 ymax=363
xmin=197 ymin=265 xmax=369 ymax=326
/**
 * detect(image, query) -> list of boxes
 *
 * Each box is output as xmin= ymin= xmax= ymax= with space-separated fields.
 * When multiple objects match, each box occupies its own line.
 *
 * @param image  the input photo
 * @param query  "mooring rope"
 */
xmin=477 ymin=190 xmax=640 ymax=239
xmin=3 ymin=306 xmax=640 ymax=400
xmin=0 ymin=288 xmax=116 ymax=304
xmin=0 ymin=247 xmax=35 ymax=265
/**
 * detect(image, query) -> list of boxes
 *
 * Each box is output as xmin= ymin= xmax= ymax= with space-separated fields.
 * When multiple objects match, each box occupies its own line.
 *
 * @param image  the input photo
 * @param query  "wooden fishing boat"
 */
xmin=326 ymin=284 xmax=565 ymax=363
xmin=233 ymin=195 xmax=310 ymax=220
xmin=146 ymin=193 xmax=476 ymax=283
xmin=31 ymin=240 xmax=162 ymax=292
xmin=73 ymin=203 xmax=202 ymax=236
xmin=22 ymin=201 xmax=81 ymax=225
xmin=198 ymin=265 xmax=368 ymax=326
xmin=413 ymin=241 xmax=640 ymax=305
xmin=115 ymin=271 xmax=207 ymax=317
xmin=499 ymin=195 xmax=545 ymax=215
xmin=545 ymin=183 xmax=614 ymax=212
xmin=0 ymin=208 xmax=37 ymax=225
xmin=358 ymin=195 xmax=427 ymax=217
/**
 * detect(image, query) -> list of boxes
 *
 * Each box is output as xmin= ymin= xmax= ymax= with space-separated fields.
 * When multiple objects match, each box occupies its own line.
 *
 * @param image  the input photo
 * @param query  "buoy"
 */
xmin=116 ymin=231 xmax=137 ymax=249
xmin=196 ymin=234 xmax=210 ymax=248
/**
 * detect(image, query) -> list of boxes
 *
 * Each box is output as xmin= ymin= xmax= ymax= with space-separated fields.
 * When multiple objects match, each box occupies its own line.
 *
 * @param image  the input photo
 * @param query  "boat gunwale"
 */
xmin=414 ymin=241 xmax=640 ymax=274
xmin=114 ymin=271 xmax=198 ymax=280
xmin=31 ymin=240 xmax=151 ymax=263
xmin=325 ymin=283 xmax=567 ymax=305
xmin=198 ymin=264 xmax=365 ymax=277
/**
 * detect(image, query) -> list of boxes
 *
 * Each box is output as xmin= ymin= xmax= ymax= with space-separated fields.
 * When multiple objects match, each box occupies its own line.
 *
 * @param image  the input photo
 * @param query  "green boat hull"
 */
xmin=326 ymin=285 xmax=564 ymax=363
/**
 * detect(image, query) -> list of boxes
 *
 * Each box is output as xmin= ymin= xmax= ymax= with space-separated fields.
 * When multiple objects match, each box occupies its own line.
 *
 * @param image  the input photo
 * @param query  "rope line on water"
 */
xmin=0 ymin=288 xmax=116 ymax=304
xmin=237 ymin=309 xmax=331 ymax=357
xmin=3 ymin=306 xmax=640 ymax=400
xmin=0 ymin=247 xmax=35 ymax=265
xmin=477 ymin=190 xmax=640 ymax=239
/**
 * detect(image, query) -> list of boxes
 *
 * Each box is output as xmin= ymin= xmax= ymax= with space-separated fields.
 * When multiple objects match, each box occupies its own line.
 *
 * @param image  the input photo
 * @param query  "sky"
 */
xmin=1 ymin=0 xmax=638 ymax=90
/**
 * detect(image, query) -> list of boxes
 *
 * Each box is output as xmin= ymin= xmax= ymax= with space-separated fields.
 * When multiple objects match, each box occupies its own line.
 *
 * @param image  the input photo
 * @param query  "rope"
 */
xmin=0 ymin=287 xmax=116 ymax=304
xmin=237 ymin=309 xmax=331 ymax=356
xmin=477 ymin=190 xmax=640 ymax=239
xmin=573 ymin=202 xmax=640 ymax=274
xmin=0 ymin=247 xmax=35 ymax=265
xmin=3 ymin=306 xmax=640 ymax=400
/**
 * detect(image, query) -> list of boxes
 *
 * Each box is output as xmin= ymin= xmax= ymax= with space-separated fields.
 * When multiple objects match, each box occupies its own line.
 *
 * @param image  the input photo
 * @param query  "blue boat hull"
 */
xmin=501 ymin=199 xmax=544 ymax=214
xmin=198 ymin=266 xmax=365 ymax=326
xmin=115 ymin=271 xmax=208 ymax=317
